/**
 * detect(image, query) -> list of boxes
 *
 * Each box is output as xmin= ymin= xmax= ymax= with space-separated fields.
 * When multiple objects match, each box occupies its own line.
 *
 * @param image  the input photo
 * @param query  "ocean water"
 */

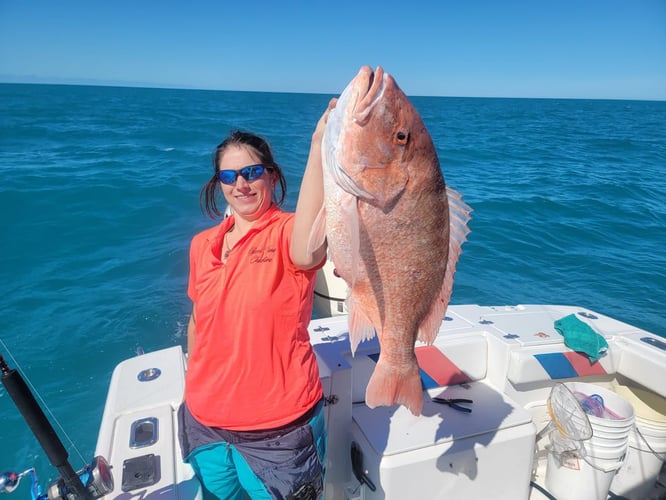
xmin=1 ymin=83 xmax=665 ymax=489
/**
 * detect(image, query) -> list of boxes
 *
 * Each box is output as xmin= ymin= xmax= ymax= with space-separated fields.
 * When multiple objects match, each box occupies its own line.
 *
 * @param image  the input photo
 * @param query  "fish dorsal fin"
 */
xmin=417 ymin=186 xmax=472 ymax=344
xmin=306 ymin=205 xmax=327 ymax=258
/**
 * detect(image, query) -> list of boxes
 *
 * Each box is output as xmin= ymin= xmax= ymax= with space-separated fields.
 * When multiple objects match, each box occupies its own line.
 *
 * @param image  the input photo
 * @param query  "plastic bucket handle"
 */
xmin=635 ymin=426 xmax=666 ymax=461
xmin=582 ymin=451 xmax=627 ymax=473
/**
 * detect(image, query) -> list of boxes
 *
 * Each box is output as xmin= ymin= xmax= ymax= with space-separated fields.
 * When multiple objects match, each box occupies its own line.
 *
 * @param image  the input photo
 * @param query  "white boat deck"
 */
xmin=94 ymin=304 xmax=666 ymax=499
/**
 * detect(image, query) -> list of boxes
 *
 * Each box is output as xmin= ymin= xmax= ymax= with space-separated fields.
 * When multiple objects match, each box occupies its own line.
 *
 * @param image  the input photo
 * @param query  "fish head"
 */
xmin=326 ymin=66 xmax=437 ymax=210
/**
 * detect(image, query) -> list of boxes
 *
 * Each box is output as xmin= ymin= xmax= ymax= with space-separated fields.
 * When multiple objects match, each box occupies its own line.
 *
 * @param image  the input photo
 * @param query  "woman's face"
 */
xmin=218 ymin=145 xmax=275 ymax=222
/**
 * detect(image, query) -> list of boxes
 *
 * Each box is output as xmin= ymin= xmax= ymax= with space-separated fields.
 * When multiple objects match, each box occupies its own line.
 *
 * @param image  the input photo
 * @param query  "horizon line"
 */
xmin=1 ymin=75 xmax=664 ymax=103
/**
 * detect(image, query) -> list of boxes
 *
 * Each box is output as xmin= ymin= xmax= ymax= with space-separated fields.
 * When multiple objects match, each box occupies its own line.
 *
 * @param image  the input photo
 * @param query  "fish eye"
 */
xmin=396 ymin=129 xmax=409 ymax=144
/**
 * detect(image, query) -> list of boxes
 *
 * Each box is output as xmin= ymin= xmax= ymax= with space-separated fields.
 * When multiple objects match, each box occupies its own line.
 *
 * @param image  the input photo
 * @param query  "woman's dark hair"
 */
xmin=200 ymin=130 xmax=287 ymax=218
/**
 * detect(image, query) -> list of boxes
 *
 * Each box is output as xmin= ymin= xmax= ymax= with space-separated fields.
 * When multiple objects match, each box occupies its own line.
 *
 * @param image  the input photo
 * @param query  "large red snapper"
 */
xmin=309 ymin=66 xmax=471 ymax=415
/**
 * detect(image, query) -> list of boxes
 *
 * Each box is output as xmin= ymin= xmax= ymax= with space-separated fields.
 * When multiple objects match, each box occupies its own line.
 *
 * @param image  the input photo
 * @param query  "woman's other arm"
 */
xmin=187 ymin=309 xmax=196 ymax=355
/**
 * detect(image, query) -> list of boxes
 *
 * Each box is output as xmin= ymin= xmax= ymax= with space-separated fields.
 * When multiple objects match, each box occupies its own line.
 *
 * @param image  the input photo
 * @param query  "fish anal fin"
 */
xmin=365 ymin=357 xmax=423 ymax=416
xmin=347 ymin=295 xmax=376 ymax=355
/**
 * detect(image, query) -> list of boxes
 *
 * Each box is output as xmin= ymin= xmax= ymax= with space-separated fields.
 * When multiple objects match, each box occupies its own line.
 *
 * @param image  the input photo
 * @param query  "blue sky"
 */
xmin=1 ymin=0 xmax=664 ymax=100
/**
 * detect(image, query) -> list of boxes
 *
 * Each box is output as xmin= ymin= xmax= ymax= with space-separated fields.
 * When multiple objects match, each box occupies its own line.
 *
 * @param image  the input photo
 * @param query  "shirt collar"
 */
xmin=208 ymin=204 xmax=282 ymax=243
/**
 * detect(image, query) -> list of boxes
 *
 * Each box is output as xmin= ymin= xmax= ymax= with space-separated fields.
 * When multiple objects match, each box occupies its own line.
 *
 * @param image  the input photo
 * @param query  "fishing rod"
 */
xmin=0 ymin=352 xmax=113 ymax=499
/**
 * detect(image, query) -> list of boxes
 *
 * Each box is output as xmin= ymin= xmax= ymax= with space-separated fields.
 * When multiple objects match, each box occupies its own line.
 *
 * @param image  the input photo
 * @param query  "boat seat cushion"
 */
xmin=414 ymin=345 xmax=474 ymax=388
xmin=507 ymin=344 xmax=620 ymax=386
xmin=352 ymin=335 xmax=487 ymax=402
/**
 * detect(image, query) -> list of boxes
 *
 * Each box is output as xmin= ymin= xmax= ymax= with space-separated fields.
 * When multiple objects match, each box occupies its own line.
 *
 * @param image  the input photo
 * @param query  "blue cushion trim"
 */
xmin=534 ymin=353 xmax=578 ymax=379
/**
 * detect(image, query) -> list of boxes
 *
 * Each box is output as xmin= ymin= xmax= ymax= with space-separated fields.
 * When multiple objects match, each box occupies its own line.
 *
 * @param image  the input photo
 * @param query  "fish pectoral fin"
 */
xmin=365 ymin=357 xmax=423 ymax=416
xmin=347 ymin=296 xmax=376 ymax=355
xmin=417 ymin=186 xmax=472 ymax=345
xmin=306 ymin=205 xmax=327 ymax=257
xmin=347 ymin=198 xmax=361 ymax=287
xmin=335 ymin=194 xmax=362 ymax=288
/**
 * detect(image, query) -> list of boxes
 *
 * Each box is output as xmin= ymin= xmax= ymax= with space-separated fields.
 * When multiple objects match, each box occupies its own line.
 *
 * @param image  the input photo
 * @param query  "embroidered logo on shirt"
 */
xmin=249 ymin=246 xmax=276 ymax=264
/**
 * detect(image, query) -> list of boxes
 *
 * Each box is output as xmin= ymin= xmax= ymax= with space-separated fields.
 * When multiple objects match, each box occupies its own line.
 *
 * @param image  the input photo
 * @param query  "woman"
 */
xmin=178 ymin=101 xmax=335 ymax=500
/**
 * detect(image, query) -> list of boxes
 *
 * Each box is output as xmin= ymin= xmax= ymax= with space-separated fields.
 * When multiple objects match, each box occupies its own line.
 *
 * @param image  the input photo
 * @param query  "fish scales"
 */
xmin=311 ymin=66 xmax=471 ymax=415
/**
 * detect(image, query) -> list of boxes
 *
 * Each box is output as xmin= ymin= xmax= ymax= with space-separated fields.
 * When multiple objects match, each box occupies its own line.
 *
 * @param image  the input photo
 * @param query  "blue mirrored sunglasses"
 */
xmin=217 ymin=164 xmax=269 ymax=185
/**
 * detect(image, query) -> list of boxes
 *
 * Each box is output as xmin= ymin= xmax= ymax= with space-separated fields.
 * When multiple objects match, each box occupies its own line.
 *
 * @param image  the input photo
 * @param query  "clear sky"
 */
xmin=1 ymin=0 xmax=664 ymax=100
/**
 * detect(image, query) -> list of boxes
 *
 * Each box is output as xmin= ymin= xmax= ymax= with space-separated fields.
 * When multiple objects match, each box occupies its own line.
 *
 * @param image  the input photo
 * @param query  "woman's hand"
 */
xmin=312 ymin=98 xmax=337 ymax=147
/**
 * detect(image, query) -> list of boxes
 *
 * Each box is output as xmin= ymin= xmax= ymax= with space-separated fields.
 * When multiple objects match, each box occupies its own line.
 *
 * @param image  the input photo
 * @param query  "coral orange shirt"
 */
xmin=185 ymin=206 xmax=324 ymax=430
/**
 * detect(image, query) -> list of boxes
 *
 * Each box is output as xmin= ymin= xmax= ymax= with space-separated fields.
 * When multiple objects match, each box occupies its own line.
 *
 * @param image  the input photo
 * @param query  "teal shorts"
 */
xmin=179 ymin=400 xmax=326 ymax=499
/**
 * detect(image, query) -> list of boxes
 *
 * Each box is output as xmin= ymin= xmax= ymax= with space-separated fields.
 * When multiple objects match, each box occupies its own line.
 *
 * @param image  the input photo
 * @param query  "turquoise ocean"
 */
xmin=1 ymin=83 xmax=665 ymax=490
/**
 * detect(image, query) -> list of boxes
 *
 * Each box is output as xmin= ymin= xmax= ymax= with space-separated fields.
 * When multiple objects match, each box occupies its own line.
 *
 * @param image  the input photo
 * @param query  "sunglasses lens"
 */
xmin=241 ymin=165 xmax=264 ymax=181
xmin=218 ymin=170 xmax=237 ymax=184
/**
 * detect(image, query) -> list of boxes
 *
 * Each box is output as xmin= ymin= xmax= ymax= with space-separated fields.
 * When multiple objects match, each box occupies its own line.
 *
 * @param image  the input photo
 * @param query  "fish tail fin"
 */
xmin=365 ymin=357 xmax=423 ymax=416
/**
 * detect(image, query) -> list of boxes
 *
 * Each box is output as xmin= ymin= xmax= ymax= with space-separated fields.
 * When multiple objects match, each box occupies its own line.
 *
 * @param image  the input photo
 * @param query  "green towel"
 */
xmin=554 ymin=314 xmax=608 ymax=362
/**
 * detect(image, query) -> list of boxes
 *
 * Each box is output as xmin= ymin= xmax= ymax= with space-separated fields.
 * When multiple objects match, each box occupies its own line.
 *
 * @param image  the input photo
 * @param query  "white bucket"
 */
xmin=545 ymin=446 xmax=627 ymax=500
xmin=610 ymin=385 xmax=666 ymax=500
xmin=545 ymin=383 xmax=633 ymax=500
xmin=634 ymin=418 xmax=666 ymax=444
xmin=589 ymin=425 xmax=633 ymax=448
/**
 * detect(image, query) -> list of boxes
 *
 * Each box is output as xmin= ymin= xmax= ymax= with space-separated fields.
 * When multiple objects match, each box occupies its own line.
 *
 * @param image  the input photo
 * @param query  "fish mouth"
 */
xmin=353 ymin=66 xmax=385 ymax=125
